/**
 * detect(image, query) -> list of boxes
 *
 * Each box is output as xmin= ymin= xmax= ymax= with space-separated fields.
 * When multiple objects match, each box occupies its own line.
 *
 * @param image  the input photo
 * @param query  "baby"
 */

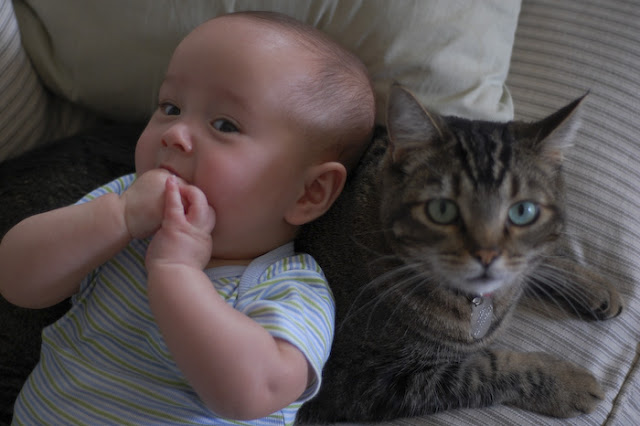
xmin=0 ymin=11 xmax=374 ymax=425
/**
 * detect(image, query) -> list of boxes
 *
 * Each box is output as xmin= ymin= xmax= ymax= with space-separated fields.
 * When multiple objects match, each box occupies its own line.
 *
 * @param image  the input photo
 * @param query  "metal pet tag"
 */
xmin=470 ymin=296 xmax=494 ymax=339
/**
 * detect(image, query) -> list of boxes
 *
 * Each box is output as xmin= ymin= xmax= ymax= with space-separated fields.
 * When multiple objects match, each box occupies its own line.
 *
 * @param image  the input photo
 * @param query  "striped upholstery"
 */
xmin=0 ymin=0 xmax=96 ymax=162
xmin=0 ymin=0 xmax=48 ymax=161
xmin=503 ymin=1 xmax=640 ymax=424
xmin=322 ymin=0 xmax=640 ymax=424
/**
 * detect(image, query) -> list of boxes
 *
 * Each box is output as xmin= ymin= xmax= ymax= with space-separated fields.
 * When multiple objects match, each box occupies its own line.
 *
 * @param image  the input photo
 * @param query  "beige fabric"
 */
xmin=0 ymin=0 xmax=47 ymax=161
xmin=12 ymin=0 xmax=519 ymax=125
xmin=0 ymin=0 xmax=96 ymax=162
xmin=501 ymin=1 xmax=640 ymax=424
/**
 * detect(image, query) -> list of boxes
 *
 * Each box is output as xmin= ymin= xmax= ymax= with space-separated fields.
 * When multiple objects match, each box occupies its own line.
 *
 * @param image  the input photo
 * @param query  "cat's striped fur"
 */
xmin=295 ymin=85 xmax=621 ymax=422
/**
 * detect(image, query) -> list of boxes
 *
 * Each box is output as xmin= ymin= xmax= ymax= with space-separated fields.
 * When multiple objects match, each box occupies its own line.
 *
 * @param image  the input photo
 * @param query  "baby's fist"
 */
xmin=146 ymin=176 xmax=216 ymax=270
xmin=120 ymin=169 xmax=175 ymax=239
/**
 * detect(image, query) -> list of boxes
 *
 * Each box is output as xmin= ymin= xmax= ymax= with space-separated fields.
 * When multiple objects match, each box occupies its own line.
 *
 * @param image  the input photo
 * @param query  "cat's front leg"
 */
xmin=297 ymin=348 xmax=603 ymax=422
xmin=406 ymin=349 xmax=605 ymax=418
xmin=533 ymin=257 xmax=623 ymax=320
xmin=336 ymin=348 xmax=604 ymax=419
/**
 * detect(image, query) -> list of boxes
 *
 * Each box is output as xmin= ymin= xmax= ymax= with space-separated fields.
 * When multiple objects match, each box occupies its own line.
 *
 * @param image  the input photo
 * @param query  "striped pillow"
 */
xmin=0 ymin=1 xmax=96 ymax=162
xmin=0 ymin=0 xmax=48 ymax=161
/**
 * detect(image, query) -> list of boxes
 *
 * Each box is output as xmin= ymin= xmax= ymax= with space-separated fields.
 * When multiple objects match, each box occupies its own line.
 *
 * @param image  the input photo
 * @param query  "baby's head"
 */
xmin=135 ymin=11 xmax=375 ymax=262
xmin=234 ymin=11 xmax=376 ymax=172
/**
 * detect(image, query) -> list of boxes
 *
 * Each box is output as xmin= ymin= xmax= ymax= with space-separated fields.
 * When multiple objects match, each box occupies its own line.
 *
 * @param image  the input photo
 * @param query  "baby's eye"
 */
xmin=159 ymin=103 xmax=180 ymax=116
xmin=212 ymin=119 xmax=239 ymax=133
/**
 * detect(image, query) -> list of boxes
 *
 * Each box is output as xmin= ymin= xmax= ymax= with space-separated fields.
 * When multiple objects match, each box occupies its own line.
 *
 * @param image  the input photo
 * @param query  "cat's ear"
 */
xmin=386 ymin=84 xmax=445 ymax=162
xmin=521 ymin=94 xmax=587 ymax=164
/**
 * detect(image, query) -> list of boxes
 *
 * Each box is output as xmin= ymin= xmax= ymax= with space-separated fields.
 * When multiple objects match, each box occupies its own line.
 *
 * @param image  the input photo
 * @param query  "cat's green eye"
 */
xmin=426 ymin=199 xmax=459 ymax=225
xmin=508 ymin=201 xmax=540 ymax=226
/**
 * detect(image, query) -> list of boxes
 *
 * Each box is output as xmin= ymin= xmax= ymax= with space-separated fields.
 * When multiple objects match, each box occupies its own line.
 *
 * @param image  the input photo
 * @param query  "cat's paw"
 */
xmin=507 ymin=353 xmax=604 ymax=418
xmin=542 ymin=361 xmax=604 ymax=417
xmin=588 ymin=283 xmax=623 ymax=320
xmin=572 ymin=275 xmax=623 ymax=321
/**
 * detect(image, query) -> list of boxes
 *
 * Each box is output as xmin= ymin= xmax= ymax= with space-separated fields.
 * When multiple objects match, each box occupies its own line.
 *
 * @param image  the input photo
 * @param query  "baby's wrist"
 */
xmin=146 ymin=259 xmax=206 ymax=281
xmin=145 ymin=236 xmax=212 ymax=272
xmin=100 ymin=192 xmax=132 ymax=243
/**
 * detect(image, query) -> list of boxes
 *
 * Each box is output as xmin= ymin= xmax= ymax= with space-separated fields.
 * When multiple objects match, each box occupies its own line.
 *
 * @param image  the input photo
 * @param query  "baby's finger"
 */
xmin=163 ymin=176 xmax=186 ymax=221
xmin=179 ymin=185 xmax=216 ymax=231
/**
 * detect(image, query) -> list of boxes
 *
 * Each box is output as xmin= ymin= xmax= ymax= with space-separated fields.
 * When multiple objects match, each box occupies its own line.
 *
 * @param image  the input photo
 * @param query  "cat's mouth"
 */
xmin=465 ymin=274 xmax=505 ymax=295
xmin=443 ymin=274 xmax=505 ymax=298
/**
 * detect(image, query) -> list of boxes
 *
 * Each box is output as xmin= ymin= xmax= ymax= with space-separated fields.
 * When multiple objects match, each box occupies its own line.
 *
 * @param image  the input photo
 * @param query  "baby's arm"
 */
xmin=0 ymin=170 xmax=171 ymax=308
xmin=146 ymin=177 xmax=309 ymax=420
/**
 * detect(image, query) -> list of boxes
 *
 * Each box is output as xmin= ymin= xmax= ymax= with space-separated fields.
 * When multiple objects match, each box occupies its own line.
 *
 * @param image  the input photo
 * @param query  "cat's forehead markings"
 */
xmin=453 ymin=123 xmax=512 ymax=188
xmin=509 ymin=174 xmax=520 ymax=199
xmin=418 ymin=175 xmax=456 ymax=200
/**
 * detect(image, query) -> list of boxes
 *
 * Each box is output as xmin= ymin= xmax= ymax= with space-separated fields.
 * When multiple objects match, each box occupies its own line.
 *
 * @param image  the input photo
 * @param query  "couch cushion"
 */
xmin=12 ymin=0 xmax=520 ymax=125
xmin=0 ymin=0 xmax=47 ymax=161
xmin=0 ymin=0 xmax=97 ymax=162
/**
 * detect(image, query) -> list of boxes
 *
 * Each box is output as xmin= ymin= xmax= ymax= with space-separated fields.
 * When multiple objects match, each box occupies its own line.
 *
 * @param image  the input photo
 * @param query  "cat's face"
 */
xmin=380 ymin=86 xmax=583 ymax=298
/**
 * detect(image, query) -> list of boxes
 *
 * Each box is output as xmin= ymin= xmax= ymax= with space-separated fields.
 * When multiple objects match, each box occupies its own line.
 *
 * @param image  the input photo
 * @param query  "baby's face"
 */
xmin=135 ymin=17 xmax=316 ymax=261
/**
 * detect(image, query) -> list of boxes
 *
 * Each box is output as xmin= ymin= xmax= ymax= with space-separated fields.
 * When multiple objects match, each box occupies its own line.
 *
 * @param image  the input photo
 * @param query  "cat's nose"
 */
xmin=474 ymin=249 xmax=501 ymax=268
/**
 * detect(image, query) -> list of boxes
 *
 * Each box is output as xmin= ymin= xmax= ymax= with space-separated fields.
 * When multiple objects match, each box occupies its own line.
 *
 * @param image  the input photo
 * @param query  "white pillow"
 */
xmin=12 ymin=0 xmax=520 ymax=126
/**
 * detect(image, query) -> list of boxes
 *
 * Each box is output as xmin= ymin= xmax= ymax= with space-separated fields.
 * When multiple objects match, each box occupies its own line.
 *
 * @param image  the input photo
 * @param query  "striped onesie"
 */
xmin=12 ymin=174 xmax=335 ymax=425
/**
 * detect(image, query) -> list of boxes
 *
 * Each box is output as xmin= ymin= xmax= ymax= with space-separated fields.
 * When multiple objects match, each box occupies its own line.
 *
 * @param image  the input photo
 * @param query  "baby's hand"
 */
xmin=145 ymin=176 xmax=216 ymax=270
xmin=120 ymin=169 xmax=175 ymax=239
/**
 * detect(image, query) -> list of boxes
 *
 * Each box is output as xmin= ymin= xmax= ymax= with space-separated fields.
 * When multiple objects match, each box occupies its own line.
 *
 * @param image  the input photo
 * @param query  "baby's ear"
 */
xmin=285 ymin=162 xmax=347 ymax=226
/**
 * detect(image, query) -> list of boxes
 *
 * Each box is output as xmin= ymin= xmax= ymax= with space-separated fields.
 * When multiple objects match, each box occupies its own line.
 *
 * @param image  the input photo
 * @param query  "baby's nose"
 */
xmin=162 ymin=124 xmax=193 ymax=153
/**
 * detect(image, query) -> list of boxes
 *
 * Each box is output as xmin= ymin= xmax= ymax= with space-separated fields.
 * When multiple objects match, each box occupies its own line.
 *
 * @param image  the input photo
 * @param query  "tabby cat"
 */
xmin=295 ymin=85 xmax=622 ymax=422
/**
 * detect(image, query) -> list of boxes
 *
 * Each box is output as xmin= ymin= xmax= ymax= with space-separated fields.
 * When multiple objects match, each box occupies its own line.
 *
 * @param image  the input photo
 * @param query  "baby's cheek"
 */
xmin=134 ymin=149 xmax=154 ymax=175
xmin=134 ymin=133 xmax=159 ymax=174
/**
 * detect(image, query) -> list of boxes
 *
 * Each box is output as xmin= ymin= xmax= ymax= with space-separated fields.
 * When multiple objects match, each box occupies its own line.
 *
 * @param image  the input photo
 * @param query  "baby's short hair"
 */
xmin=227 ymin=11 xmax=376 ymax=173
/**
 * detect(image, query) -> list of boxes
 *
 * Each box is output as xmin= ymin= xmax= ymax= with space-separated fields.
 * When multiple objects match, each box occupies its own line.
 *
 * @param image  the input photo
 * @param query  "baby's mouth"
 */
xmin=159 ymin=164 xmax=182 ymax=180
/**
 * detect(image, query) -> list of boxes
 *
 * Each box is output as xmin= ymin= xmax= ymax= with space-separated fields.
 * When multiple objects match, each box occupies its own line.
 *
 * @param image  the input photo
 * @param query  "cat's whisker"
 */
xmin=347 ymin=228 xmax=395 ymax=258
xmin=375 ymin=263 xmax=438 ymax=331
xmin=349 ymin=227 xmax=393 ymax=239
xmin=367 ymin=275 xmax=426 ymax=336
xmin=340 ymin=263 xmax=428 ymax=331
xmin=342 ymin=262 xmax=438 ymax=335
xmin=524 ymin=274 xmax=582 ymax=319
xmin=525 ymin=260 xmax=606 ymax=320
